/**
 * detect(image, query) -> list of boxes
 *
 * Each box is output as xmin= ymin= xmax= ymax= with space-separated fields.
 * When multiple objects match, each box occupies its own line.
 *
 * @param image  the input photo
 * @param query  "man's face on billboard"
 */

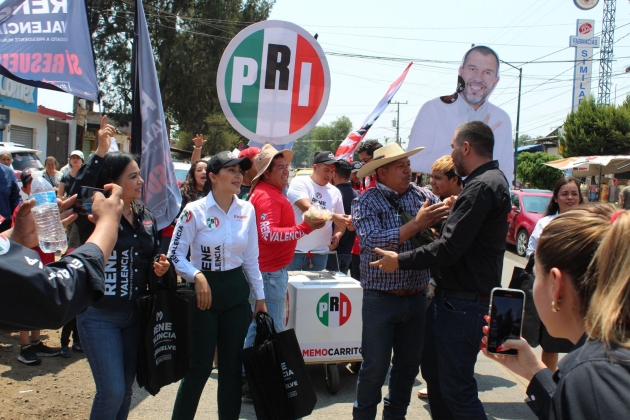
xmin=458 ymin=50 xmax=499 ymax=109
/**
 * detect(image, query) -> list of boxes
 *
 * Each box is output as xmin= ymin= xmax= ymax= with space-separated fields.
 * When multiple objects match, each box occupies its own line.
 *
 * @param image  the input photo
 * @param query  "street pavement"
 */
xmin=129 ymin=247 xmax=538 ymax=419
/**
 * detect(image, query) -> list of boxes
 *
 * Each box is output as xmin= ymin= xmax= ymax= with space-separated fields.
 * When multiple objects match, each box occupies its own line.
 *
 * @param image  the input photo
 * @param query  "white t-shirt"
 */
xmin=407 ymin=96 xmax=514 ymax=180
xmin=287 ymin=176 xmax=344 ymax=252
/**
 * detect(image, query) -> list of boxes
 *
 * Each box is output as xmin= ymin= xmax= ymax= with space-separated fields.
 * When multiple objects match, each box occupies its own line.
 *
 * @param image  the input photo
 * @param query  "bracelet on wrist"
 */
xmin=193 ymin=146 xmax=202 ymax=150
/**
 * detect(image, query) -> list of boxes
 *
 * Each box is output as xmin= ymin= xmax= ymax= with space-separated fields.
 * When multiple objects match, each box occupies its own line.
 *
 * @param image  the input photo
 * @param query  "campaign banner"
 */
xmin=217 ymin=20 xmax=330 ymax=149
xmin=335 ymin=62 xmax=412 ymax=162
xmin=0 ymin=0 xmax=99 ymax=101
xmin=133 ymin=0 xmax=181 ymax=230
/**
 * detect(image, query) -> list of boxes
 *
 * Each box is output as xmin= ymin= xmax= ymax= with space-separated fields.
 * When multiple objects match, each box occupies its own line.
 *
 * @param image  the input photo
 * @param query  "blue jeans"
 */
xmin=353 ymin=289 xmax=428 ymax=420
xmin=286 ymin=252 xmax=328 ymax=271
xmin=421 ymin=296 xmax=488 ymax=420
xmin=244 ymin=268 xmax=288 ymax=349
xmin=326 ymin=253 xmax=352 ymax=274
xmin=77 ymin=306 xmax=139 ymax=420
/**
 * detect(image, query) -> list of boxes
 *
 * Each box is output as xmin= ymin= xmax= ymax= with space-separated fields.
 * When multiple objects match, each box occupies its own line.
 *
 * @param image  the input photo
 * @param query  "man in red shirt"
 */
xmin=243 ymin=144 xmax=325 ymax=347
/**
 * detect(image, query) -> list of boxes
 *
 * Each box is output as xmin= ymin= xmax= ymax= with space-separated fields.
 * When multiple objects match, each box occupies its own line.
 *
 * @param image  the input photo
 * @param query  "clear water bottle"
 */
xmin=30 ymin=171 xmax=67 ymax=253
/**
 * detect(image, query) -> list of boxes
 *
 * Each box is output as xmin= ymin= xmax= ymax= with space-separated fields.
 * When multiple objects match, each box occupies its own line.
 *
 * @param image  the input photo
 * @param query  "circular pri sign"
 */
xmin=316 ymin=292 xmax=351 ymax=327
xmin=217 ymin=20 xmax=330 ymax=145
xmin=573 ymin=0 xmax=599 ymax=10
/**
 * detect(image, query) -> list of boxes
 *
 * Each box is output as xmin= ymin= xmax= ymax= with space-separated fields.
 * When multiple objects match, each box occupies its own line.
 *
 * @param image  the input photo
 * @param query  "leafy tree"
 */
xmin=516 ymin=152 xmax=563 ymax=190
xmin=561 ymin=96 xmax=630 ymax=157
xmin=292 ymin=116 xmax=353 ymax=168
xmin=87 ymin=0 xmax=274 ymax=133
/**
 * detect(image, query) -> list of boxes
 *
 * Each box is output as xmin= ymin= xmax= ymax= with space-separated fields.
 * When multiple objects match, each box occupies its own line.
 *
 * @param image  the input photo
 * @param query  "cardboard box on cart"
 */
xmin=286 ymin=271 xmax=363 ymax=364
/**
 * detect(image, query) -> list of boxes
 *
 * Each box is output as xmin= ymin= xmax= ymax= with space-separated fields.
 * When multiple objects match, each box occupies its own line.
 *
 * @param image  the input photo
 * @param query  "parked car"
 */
xmin=172 ymin=161 xmax=191 ymax=187
xmin=506 ymin=189 xmax=552 ymax=257
xmin=0 ymin=142 xmax=44 ymax=200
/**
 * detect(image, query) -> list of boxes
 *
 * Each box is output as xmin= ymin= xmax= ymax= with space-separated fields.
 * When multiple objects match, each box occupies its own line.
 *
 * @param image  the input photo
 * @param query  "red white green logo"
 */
xmin=317 ymin=292 xmax=351 ymax=327
xmin=217 ymin=20 xmax=330 ymax=145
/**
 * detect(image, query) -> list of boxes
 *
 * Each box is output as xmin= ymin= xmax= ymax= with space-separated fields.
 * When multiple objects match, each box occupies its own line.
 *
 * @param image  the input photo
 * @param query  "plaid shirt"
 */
xmin=352 ymin=182 xmax=440 ymax=291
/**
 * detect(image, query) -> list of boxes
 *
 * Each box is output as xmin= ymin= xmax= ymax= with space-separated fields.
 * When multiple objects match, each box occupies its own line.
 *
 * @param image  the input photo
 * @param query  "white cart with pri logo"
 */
xmin=285 ymin=271 xmax=363 ymax=394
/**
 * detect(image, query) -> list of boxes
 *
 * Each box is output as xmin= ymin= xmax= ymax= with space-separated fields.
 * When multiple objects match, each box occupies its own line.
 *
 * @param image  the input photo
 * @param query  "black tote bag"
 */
xmin=242 ymin=312 xmax=317 ymax=420
xmin=136 ymin=259 xmax=195 ymax=396
xmin=508 ymin=256 xmax=541 ymax=347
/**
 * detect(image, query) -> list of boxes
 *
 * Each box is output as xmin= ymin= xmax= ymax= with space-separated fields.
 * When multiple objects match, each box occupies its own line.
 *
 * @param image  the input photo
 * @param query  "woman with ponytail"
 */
xmin=483 ymin=204 xmax=630 ymax=419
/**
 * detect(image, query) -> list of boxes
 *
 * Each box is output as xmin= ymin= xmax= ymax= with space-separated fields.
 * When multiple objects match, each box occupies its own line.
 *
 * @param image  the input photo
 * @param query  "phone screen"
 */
xmin=487 ymin=288 xmax=525 ymax=355
xmin=73 ymin=187 xmax=110 ymax=215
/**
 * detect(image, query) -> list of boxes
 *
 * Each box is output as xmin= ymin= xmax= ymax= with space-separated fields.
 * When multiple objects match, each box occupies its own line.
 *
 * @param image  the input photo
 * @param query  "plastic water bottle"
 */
xmin=30 ymin=171 xmax=67 ymax=253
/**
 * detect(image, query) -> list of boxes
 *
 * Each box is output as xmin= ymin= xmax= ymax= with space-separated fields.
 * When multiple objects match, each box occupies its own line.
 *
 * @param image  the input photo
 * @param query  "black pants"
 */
xmin=172 ymin=267 xmax=251 ymax=420
xmin=60 ymin=318 xmax=80 ymax=347
xmin=351 ymin=254 xmax=361 ymax=281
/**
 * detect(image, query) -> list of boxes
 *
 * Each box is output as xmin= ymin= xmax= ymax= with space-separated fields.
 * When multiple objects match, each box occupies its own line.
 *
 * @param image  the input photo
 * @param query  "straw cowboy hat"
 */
xmin=356 ymin=143 xmax=424 ymax=179
xmin=249 ymin=144 xmax=294 ymax=194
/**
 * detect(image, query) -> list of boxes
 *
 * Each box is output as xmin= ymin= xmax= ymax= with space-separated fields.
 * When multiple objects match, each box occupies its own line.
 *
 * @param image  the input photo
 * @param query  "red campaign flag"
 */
xmin=335 ymin=62 xmax=413 ymax=162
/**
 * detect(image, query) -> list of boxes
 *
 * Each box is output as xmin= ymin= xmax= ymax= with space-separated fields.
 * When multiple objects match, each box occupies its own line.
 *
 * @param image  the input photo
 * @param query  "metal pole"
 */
xmin=513 ymin=67 xmax=522 ymax=187
xmin=391 ymin=101 xmax=407 ymax=146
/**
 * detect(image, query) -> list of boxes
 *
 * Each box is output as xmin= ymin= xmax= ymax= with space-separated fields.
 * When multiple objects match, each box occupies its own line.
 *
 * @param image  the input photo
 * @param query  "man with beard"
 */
xmin=351 ymin=143 xmax=448 ymax=419
xmin=372 ymin=121 xmax=511 ymax=419
xmin=407 ymin=45 xmax=514 ymax=183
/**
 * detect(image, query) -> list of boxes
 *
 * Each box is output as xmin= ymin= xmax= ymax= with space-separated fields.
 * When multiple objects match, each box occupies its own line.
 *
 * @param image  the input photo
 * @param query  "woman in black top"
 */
xmin=76 ymin=142 xmax=169 ymax=419
xmin=482 ymin=205 xmax=630 ymax=419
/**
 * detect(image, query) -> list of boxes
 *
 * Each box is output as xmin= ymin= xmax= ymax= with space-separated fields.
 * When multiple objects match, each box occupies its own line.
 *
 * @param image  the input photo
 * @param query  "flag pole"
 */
xmin=130 ymin=0 xmax=142 ymax=157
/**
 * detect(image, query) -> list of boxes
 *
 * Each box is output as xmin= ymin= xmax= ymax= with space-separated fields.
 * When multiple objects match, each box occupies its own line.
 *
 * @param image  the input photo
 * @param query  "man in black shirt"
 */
xmin=372 ymin=121 xmax=511 ymax=419
xmin=326 ymin=159 xmax=357 ymax=273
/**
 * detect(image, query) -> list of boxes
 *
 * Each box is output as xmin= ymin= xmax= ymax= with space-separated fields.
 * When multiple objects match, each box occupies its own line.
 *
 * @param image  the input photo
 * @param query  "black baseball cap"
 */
xmin=335 ymin=159 xmax=352 ymax=172
xmin=206 ymin=150 xmax=253 ymax=174
xmin=313 ymin=151 xmax=337 ymax=165
xmin=351 ymin=161 xmax=363 ymax=173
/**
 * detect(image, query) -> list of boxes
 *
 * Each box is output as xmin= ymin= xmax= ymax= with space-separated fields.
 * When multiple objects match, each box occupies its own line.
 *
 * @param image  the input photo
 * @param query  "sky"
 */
xmin=38 ymin=0 xmax=630 ymax=147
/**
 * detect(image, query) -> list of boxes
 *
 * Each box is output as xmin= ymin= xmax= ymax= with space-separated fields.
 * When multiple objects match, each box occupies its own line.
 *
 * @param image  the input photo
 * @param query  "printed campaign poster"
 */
xmin=407 ymin=46 xmax=514 ymax=180
xmin=0 ymin=0 xmax=99 ymax=101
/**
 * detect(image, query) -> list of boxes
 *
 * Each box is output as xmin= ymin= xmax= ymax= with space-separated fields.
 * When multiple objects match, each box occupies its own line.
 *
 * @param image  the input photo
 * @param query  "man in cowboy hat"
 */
xmin=243 ymin=144 xmax=326 ymax=349
xmin=351 ymin=143 xmax=450 ymax=420
xmin=372 ymin=121 xmax=511 ymax=419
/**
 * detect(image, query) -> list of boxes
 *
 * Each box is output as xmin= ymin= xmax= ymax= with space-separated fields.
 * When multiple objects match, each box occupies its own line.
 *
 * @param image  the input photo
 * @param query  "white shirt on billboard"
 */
xmin=287 ymin=175 xmax=344 ymax=253
xmin=407 ymin=96 xmax=514 ymax=180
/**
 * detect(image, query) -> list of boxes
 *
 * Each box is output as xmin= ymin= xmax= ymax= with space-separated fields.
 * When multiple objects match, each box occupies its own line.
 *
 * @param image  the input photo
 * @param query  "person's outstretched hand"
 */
xmin=481 ymin=315 xmax=547 ymax=381
xmin=96 ymin=115 xmax=117 ymax=157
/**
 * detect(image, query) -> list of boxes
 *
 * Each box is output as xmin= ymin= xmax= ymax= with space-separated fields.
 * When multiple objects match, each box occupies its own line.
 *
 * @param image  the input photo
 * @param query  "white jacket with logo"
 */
xmin=168 ymin=193 xmax=264 ymax=300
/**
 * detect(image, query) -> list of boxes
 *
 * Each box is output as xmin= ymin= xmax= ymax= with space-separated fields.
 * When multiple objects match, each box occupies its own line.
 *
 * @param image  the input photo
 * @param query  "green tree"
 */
xmin=516 ymin=152 xmax=563 ymax=190
xmin=87 ymin=0 xmax=273 ymax=133
xmin=292 ymin=116 xmax=353 ymax=168
xmin=561 ymin=96 xmax=630 ymax=157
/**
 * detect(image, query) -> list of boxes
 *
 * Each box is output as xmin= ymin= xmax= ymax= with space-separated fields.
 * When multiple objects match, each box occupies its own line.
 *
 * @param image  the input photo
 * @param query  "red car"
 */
xmin=506 ymin=189 xmax=552 ymax=257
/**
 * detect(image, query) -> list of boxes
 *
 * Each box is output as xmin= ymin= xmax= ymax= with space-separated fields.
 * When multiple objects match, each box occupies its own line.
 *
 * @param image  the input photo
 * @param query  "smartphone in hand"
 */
xmin=73 ymin=186 xmax=111 ymax=215
xmin=487 ymin=288 xmax=526 ymax=355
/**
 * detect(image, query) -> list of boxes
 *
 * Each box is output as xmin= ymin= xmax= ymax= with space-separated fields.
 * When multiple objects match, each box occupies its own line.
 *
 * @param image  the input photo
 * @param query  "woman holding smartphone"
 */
xmin=524 ymin=176 xmax=583 ymax=372
xmin=482 ymin=205 xmax=630 ymax=419
xmin=169 ymin=151 xmax=266 ymax=420
xmin=75 ymin=116 xmax=170 ymax=420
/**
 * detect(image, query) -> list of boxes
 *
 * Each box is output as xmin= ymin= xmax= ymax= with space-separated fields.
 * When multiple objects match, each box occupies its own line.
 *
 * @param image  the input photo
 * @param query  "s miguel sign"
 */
xmin=217 ymin=20 xmax=330 ymax=147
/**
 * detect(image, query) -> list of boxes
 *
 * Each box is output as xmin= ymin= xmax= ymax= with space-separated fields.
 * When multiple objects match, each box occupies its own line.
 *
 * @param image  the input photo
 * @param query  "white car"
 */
xmin=172 ymin=161 xmax=191 ymax=186
xmin=0 ymin=142 xmax=44 ymax=200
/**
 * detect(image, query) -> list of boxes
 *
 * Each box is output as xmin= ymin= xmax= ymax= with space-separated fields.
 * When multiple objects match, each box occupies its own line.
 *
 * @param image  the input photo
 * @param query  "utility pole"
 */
xmin=391 ymin=101 xmax=407 ymax=146
xmin=500 ymin=60 xmax=522 ymax=187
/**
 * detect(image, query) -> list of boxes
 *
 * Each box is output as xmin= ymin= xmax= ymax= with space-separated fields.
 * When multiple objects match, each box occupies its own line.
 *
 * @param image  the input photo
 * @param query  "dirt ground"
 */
xmin=0 ymin=329 xmax=94 ymax=419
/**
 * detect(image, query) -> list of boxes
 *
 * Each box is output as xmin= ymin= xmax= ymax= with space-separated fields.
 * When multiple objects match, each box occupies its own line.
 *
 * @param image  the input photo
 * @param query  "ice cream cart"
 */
xmin=285 ymin=271 xmax=363 ymax=394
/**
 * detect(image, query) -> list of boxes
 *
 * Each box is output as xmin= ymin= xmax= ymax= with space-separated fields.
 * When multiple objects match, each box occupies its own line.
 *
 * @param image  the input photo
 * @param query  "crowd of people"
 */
xmin=1 ymin=45 xmax=630 ymax=420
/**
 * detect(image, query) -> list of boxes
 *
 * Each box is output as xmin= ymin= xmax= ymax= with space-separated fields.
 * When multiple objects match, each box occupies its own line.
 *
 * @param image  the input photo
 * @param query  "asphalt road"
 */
xmin=129 ymin=248 xmax=534 ymax=420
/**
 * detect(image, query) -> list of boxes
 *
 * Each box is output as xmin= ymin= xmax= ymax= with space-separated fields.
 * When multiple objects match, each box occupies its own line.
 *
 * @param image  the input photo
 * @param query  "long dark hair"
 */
xmin=181 ymin=159 xmax=206 ymax=203
xmin=544 ymin=176 xmax=583 ymax=216
xmin=94 ymin=152 xmax=146 ymax=215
